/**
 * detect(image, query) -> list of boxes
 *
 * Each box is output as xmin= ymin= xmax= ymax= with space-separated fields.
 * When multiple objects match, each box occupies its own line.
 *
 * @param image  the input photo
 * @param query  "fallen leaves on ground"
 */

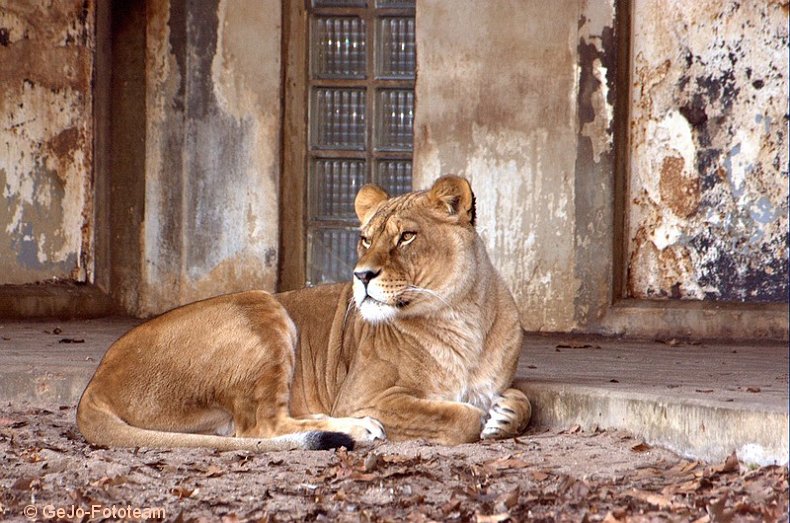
xmin=0 ymin=407 xmax=787 ymax=522
xmin=555 ymin=342 xmax=602 ymax=350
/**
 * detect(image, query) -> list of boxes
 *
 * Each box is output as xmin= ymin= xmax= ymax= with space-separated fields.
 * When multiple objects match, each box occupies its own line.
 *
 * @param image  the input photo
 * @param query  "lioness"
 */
xmin=77 ymin=175 xmax=531 ymax=451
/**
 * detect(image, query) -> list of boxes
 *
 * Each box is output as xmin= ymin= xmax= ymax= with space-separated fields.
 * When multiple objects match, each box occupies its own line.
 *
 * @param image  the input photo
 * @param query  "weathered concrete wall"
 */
xmin=572 ymin=0 xmax=618 ymax=329
xmin=413 ymin=0 xmax=578 ymax=331
xmin=414 ymin=0 xmax=787 ymax=335
xmin=626 ymin=0 xmax=789 ymax=303
xmin=0 ymin=0 xmax=95 ymax=284
xmin=128 ymin=0 xmax=281 ymax=316
xmin=414 ymin=0 xmax=615 ymax=332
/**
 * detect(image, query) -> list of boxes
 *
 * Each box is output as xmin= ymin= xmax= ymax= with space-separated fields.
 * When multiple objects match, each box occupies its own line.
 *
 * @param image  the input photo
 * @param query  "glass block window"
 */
xmin=306 ymin=1 xmax=415 ymax=286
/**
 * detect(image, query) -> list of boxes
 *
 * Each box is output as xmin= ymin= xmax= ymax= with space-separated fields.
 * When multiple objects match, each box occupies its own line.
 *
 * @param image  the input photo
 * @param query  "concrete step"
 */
xmin=0 ymin=320 xmax=787 ymax=466
xmin=514 ymin=335 xmax=788 ymax=466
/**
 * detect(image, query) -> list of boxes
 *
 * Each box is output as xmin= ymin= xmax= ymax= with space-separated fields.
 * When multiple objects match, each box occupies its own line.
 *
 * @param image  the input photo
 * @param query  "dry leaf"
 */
xmin=363 ymin=453 xmax=379 ymax=472
xmin=441 ymin=498 xmax=461 ymax=515
xmin=476 ymin=513 xmax=510 ymax=523
xmin=631 ymin=442 xmax=651 ymax=453
xmin=715 ymin=452 xmax=740 ymax=474
xmin=629 ymin=489 xmax=673 ymax=509
xmin=706 ymin=493 xmax=733 ymax=523
xmin=529 ymin=471 xmax=550 ymax=481
xmin=483 ymin=456 xmax=531 ymax=472
xmin=170 ymin=486 xmax=198 ymax=498
xmin=11 ymin=477 xmax=38 ymax=490
xmin=494 ymin=486 xmax=519 ymax=512
xmin=555 ymin=342 xmax=601 ymax=349
xmin=91 ymin=475 xmax=129 ymax=487
xmin=203 ymin=465 xmax=224 ymax=477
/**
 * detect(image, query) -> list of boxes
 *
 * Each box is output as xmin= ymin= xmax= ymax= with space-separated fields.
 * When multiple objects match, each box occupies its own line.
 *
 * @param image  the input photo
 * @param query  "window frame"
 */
xmin=279 ymin=0 xmax=415 ymax=290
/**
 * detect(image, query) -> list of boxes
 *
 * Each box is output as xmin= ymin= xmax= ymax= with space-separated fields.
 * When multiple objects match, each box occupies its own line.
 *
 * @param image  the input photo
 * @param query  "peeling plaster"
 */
xmin=136 ymin=0 xmax=281 ymax=315
xmin=578 ymin=0 xmax=615 ymax=165
xmin=572 ymin=0 xmax=618 ymax=328
xmin=0 ymin=0 xmax=95 ymax=284
xmin=627 ymin=0 xmax=789 ymax=302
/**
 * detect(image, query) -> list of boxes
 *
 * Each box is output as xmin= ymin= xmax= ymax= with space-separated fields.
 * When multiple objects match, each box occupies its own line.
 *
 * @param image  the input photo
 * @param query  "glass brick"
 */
xmin=376 ymin=17 xmax=415 ymax=79
xmin=377 ymin=160 xmax=412 ymax=196
xmin=375 ymin=89 xmax=413 ymax=151
xmin=307 ymin=228 xmax=359 ymax=285
xmin=311 ymin=88 xmax=367 ymax=150
xmin=311 ymin=159 xmax=367 ymax=220
xmin=376 ymin=0 xmax=414 ymax=7
xmin=312 ymin=17 xmax=367 ymax=79
xmin=313 ymin=0 xmax=367 ymax=6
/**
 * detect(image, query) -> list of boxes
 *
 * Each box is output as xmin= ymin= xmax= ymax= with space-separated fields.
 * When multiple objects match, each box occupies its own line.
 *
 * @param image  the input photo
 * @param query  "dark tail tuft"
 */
xmin=305 ymin=431 xmax=355 ymax=451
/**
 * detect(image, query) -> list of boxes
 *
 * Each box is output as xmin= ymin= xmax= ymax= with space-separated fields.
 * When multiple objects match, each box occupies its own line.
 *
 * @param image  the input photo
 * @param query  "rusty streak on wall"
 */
xmin=627 ymin=0 xmax=789 ymax=303
xmin=131 ymin=0 xmax=282 ymax=316
xmin=414 ymin=0 xmax=616 ymax=332
xmin=0 ymin=0 xmax=95 ymax=284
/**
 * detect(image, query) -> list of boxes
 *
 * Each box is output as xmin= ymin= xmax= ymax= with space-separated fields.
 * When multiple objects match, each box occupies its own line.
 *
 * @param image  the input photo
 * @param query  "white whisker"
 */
xmin=404 ymin=285 xmax=452 ymax=308
xmin=344 ymin=292 xmax=356 ymax=323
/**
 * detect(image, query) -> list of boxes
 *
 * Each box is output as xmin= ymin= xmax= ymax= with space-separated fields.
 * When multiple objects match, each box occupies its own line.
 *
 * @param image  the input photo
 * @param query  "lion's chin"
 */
xmin=357 ymin=296 xmax=399 ymax=325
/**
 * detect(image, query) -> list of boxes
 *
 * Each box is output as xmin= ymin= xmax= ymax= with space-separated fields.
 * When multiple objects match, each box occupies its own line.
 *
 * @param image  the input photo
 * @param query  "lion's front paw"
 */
xmin=480 ymin=389 xmax=532 ymax=440
xmin=332 ymin=416 xmax=387 ymax=444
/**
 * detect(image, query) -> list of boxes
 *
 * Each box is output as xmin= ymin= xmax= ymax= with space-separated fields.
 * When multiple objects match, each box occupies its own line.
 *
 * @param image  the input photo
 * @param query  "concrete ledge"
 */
xmin=0 ymin=368 xmax=94 ymax=407
xmin=516 ymin=380 xmax=789 ymax=467
xmin=0 ymin=320 xmax=787 ymax=467
xmin=0 ymin=284 xmax=114 ymax=319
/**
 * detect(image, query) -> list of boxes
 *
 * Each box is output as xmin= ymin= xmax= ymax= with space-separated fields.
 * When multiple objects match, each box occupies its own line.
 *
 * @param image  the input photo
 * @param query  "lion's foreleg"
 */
xmin=480 ymin=388 xmax=531 ymax=439
xmin=346 ymin=392 xmax=485 ymax=445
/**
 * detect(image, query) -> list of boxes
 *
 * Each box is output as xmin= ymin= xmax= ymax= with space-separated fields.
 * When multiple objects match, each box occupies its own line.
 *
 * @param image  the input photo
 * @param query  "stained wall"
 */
xmin=626 ymin=0 xmax=789 ymax=303
xmin=126 ymin=0 xmax=282 ymax=316
xmin=413 ymin=0 xmax=616 ymax=332
xmin=414 ymin=0 xmax=787 ymax=336
xmin=0 ymin=1 xmax=95 ymax=284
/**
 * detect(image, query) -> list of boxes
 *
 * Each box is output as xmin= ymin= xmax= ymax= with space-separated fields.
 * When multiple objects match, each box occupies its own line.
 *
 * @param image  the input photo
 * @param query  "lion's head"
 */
xmin=352 ymin=175 xmax=481 ymax=324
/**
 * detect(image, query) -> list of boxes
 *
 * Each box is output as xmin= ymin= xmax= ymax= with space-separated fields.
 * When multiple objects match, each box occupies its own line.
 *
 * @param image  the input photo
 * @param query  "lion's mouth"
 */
xmin=362 ymin=295 xmax=410 ymax=309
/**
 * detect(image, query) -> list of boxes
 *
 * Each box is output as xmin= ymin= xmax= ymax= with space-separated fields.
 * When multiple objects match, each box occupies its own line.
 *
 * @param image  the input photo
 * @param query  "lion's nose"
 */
xmin=354 ymin=269 xmax=381 ymax=286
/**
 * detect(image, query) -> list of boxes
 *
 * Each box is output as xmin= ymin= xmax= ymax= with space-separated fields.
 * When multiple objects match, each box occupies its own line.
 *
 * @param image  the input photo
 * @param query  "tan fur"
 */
xmin=77 ymin=176 xmax=531 ymax=449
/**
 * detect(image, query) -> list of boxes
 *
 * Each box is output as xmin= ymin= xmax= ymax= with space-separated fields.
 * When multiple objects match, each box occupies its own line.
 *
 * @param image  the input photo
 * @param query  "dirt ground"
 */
xmin=0 ymin=405 xmax=787 ymax=522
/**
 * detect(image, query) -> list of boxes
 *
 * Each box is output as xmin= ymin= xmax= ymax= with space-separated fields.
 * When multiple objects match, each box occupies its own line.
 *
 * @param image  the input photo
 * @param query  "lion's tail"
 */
xmin=76 ymin=392 xmax=354 ymax=452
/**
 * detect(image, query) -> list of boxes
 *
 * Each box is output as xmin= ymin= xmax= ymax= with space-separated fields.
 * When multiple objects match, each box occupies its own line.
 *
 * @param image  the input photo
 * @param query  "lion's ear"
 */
xmin=355 ymin=184 xmax=389 ymax=223
xmin=428 ymin=175 xmax=476 ymax=226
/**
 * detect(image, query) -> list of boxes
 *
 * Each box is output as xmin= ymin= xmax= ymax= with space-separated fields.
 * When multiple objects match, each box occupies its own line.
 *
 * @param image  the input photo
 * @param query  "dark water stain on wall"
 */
xmin=0 ymin=0 xmax=95 ymax=284
xmin=626 ymin=0 xmax=788 ymax=303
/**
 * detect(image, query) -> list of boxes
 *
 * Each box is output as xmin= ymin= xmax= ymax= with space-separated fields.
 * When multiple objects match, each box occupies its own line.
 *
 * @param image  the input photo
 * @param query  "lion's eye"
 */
xmin=360 ymin=236 xmax=371 ymax=249
xmin=399 ymin=231 xmax=417 ymax=245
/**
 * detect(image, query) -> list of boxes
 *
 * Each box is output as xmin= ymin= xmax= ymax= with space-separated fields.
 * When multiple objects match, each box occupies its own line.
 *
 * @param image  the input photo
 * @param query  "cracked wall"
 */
xmin=626 ymin=0 xmax=789 ymax=303
xmin=0 ymin=0 xmax=95 ymax=285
